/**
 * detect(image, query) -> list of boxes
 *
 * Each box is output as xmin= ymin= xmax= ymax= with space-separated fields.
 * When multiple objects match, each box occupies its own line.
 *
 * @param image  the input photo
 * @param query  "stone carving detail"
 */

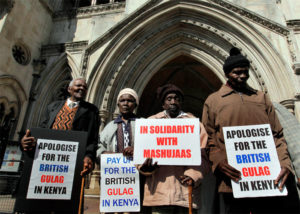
xmin=80 ymin=0 xmax=160 ymax=75
xmin=0 ymin=0 xmax=14 ymax=19
xmin=86 ymin=1 xmax=281 ymax=110
xmin=293 ymin=63 xmax=300 ymax=75
xmin=12 ymin=43 xmax=31 ymax=65
xmin=99 ymin=23 xmax=266 ymax=111
xmin=81 ymin=52 xmax=90 ymax=76
xmin=52 ymin=2 xmax=125 ymax=19
xmin=286 ymin=33 xmax=298 ymax=64
xmin=41 ymin=41 xmax=88 ymax=57
xmin=286 ymin=20 xmax=300 ymax=70
xmin=286 ymin=20 xmax=300 ymax=30
xmin=210 ymin=0 xmax=289 ymax=36
xmin=280 ymin=99 xmax=295 ymax=113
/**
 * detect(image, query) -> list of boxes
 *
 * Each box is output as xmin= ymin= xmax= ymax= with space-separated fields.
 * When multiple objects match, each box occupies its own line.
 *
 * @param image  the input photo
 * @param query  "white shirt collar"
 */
xmin=67 ymin=98 xmax=79 ymax=108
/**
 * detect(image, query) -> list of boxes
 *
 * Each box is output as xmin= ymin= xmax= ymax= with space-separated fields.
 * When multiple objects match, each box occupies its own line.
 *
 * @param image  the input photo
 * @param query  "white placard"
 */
xmin=100 ymin=154 xmax=140 ymax=213
xmin=133 ymin=118 xmax=201 ymax=165
xmin=0 ymin=145 xmax=22 ymax=172
xmin=26 ymin=139 xmax=78 ymax=200
xmin=223 ymin=124 xmax=287 ymax=198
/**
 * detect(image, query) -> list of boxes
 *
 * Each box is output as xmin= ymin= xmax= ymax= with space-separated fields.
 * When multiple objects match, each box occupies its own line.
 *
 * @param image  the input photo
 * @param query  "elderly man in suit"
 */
xmin=21 ymin=77 xmax=100 ymax=176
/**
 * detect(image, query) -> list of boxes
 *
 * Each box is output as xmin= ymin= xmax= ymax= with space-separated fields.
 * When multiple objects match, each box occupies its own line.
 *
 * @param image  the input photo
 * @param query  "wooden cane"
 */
xmin=78 ymin=176 xmax=85 ymax=214
xmin=188 ymin=185 xmax=193 ymax=214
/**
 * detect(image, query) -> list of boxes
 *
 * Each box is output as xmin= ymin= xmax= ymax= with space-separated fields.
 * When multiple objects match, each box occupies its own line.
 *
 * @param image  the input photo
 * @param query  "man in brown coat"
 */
xmin=202 ymin=48 xmax=298 ymax=213
xmin=139 ymin=84 xmax=210 ymax=214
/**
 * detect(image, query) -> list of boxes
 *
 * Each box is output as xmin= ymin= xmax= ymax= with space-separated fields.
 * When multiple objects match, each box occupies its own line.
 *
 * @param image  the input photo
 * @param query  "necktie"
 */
xmin=69 ymin=102 xmax=76 ymax=108
xmin=117 ymin=123 xmax=124 ymax=152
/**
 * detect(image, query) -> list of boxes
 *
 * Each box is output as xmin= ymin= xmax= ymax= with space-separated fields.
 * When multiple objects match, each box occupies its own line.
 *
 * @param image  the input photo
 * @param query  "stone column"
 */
xmin=280 ymin=99 xmax=295 ymax=114
xmin=113 ymin=106 xmax=119 ymax=119
xmin=99 ymin=109 xmax=109 ymax=131
xmin=294 ymin=100 xmax=300 ymax=121
xmin=19 ymin=59 xmax=46 ymax=138
xmin=85 ymin=109 xmax=109 ymax=195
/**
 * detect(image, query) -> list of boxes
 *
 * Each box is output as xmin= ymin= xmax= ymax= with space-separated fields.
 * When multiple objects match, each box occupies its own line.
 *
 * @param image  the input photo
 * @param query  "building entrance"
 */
xmin=137 ymin=55 xmax=222 ymax=119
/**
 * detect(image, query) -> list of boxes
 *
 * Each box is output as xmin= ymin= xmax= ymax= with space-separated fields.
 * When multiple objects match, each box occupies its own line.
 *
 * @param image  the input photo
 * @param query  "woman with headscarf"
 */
xmin=97 ymin=88 xmax=139 ymax=158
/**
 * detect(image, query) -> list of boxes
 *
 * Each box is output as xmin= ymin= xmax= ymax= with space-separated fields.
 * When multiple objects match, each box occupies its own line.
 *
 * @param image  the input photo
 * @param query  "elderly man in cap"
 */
xmin=202 ymin=47 xmax=298 ymax=213
xmin=139 ymin=84 xmax=210 ymax=214
xmin=97 ymin=88 xmax=139 ymax=158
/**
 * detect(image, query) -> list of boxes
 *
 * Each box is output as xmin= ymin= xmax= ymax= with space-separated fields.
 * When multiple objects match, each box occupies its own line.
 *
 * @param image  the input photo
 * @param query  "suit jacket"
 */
xmin=40 ymin=100 xmax=100 ymax=162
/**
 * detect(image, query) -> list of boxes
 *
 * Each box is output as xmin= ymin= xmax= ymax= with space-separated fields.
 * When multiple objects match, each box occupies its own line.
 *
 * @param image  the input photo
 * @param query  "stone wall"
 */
xmin=0 ymin=0 xmax=53 ymax=140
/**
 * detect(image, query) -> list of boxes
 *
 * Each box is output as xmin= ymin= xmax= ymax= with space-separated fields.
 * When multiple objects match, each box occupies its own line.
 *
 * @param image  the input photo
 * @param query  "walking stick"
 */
xmin=188 ymin=184 xmax=193 ymax=214
xmin=78 ymin=176 xmax=85 ymax=214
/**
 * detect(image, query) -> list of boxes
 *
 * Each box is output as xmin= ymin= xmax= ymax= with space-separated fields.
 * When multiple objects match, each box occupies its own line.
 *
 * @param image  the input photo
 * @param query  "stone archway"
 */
xmin=85 ymin=0 xmax=297 ymax=124
xmin=137 ymin=55 xmax=222 ymax=118
xmin=0 ymin=75 xmax=27 ymax=140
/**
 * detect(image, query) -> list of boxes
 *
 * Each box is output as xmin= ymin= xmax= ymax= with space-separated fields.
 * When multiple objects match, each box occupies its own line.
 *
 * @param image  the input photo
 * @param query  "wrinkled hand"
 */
xmin=275 ymin=167 xmax=290 ymax=191
xmin=179 ymin=175 xmax=194 ymax=186
xmin=80 ymin=156 xmax=94 ymax=176
xmin=21 ymin=129 xmax=36 ymax=151
xmin=217 ymin=159 xmax=241 ymax=182
xmin=140 ymin=158 xmax=158 ymax=173
xmin=123 ymin=146 xmax=134 ymax=157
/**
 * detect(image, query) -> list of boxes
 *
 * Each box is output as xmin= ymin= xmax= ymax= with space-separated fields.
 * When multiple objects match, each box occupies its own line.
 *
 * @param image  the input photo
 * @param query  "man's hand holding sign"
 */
xmin=133 ymin=84 xmax=210 ymax=213
xmin=217 ymin=159 xmax=241 ymax=183
xmin=26 ymin=138 xmax=79 ymax=200
xmin=15 ymin=128 xmax=89 ymax=214
xmin=21 ymin=129 xmax=36 ymax=152
xmin=133 ymin=118 xmax=201 ymax=166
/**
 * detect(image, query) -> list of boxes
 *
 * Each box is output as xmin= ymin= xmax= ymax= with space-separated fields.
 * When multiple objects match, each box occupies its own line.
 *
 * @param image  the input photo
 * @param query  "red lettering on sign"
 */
xmin=107 ymin=188 xmax=133 ymax=195
xmin=40 ymin=175 xmax=64 ymax=183
xmin=242 ymin=166 xmax=270 ymax=177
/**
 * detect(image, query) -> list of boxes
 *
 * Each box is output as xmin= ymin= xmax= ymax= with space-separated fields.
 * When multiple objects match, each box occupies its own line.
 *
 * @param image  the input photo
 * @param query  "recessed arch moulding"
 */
xmin=26 ymin=53 xmax=75 ymax=129
xmin=0 ymin=75 xmax=27 ymax=140
xmin=84 ymin=1 xmax=296 ymax=123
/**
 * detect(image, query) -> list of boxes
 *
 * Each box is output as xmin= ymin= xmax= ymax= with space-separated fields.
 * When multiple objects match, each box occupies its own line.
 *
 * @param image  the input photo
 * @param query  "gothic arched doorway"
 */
xmin=137 ymin=55 xmax=222 ymax=118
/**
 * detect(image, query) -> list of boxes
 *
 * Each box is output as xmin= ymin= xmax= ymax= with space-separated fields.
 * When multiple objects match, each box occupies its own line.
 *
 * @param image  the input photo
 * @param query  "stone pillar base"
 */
xmin=85 ymin=169 xmax=100 ymax=195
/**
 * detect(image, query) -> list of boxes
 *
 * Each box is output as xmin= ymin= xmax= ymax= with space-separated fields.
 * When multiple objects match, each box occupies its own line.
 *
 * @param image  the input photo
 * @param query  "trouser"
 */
xmin=219 ymin=175 xmax=300 ymax=214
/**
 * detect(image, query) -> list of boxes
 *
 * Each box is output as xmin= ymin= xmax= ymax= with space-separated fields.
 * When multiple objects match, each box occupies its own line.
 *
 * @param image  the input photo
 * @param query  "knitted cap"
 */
xmin=157 ymin=84 xmax=184 ymax=104
xmin=117 ymin=88 xmax=139 ymax=105
xmin=223 ymin=47 xmax=250 ymax=74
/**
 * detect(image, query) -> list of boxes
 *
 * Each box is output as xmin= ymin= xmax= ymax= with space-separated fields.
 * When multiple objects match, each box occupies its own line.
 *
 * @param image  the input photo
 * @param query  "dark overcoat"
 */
xmin=40 ymin=100 xmax=100 ymax=161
